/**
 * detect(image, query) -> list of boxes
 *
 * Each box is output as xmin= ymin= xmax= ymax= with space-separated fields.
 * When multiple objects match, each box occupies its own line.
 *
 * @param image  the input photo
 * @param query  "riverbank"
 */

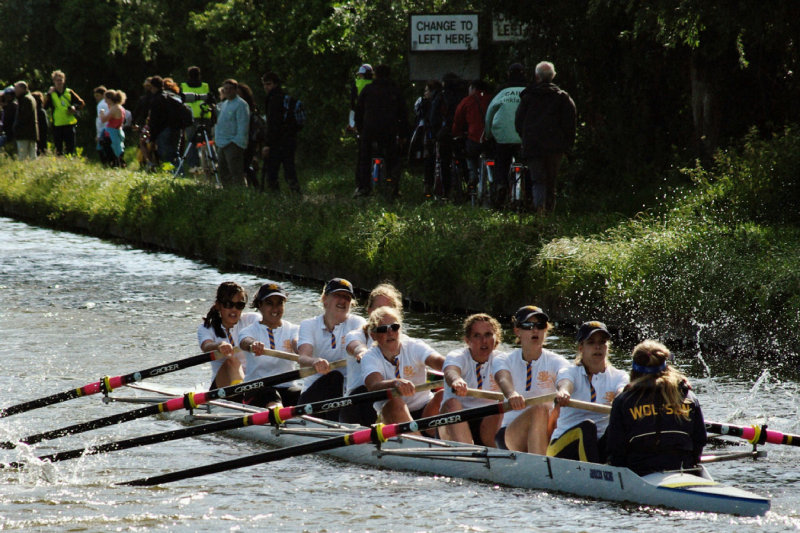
xmin=1 ymin=137 xmax=799 ymax=363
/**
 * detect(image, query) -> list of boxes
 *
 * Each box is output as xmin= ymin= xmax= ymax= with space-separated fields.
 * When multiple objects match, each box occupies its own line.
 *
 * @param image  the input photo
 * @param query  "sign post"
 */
xmin=408 ymin=14 xmax=480 ymax=82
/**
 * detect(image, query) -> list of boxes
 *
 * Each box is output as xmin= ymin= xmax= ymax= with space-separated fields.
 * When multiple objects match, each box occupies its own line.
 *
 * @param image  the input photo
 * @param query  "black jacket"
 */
xmin=515 ymin=82 xmax=576 ymax=158
xmin=147 ymin=91 xmax=183 ymax=139
xmin=264 ymin=86 xmax=295 ymax=147
xmin=355 ymin=78 xmax=408 ymax=141
xmin=606 ymin=382 xmax=706 ymax=476
xmin=13 ymin=92 xmax=38 ymax=141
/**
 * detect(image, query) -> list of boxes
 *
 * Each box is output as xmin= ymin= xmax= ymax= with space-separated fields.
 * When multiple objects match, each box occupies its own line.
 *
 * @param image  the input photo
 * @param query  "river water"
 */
xmin=0 ymin=216 xmax=798 ymax=532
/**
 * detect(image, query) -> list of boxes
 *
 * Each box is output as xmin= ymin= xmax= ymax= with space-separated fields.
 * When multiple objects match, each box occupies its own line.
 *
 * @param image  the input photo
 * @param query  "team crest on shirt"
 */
xmin=537 ymin=371 xmax=556 ymax=388
xmin=403 ymin=365 xmax=414 ymax=377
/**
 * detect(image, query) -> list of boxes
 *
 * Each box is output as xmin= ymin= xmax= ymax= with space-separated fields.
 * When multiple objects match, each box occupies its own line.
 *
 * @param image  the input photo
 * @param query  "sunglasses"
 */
xmin=374 ymin=323 xmax=401 ymax=334
xmin=518 ymin=321 xmax=547 ymax=330
xmin=221 ymin=300 xmax=247 ymax=310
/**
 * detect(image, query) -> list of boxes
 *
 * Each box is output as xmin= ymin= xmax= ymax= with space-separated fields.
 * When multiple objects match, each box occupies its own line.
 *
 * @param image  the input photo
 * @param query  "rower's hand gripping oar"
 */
xmin=6 ymin=381 xmax=444 ymax=468
xmin=0 ymin=359 xmax=346 ymax=449
xmin=0 ymin=349 xmax=239 ymax=419
xmin=119 ymin=392 xmax=556 ymax=486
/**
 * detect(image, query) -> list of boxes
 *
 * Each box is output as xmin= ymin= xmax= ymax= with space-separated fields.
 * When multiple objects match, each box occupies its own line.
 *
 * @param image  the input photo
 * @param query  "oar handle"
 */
xmin=463 ymin=388 xmax=558 ymax=408
xmin=564 ymin=399 xmax=612 ymax=415
xmin=257 ymin=348 xmax=300 ymax=362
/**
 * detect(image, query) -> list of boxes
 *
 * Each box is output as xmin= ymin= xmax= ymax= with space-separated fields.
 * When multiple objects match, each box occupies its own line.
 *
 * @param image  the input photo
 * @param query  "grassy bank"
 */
xmin=1 ymin=133 xmax=799 ymax=363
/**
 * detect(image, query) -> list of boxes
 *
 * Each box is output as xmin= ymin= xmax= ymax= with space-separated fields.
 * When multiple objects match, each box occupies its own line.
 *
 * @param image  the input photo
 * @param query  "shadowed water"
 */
xmin=0 ymin=216 xmax=798 ymax=531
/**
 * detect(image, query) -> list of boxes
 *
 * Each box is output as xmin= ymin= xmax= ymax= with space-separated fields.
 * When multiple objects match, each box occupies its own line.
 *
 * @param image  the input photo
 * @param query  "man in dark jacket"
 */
xmin=354 ymin=64 xmax=408 ymax=198
xmin=13 ymin=81 xmax=38 ymax=160
xmin=261 ymin=72 xmax=301 ymax=194
xmin=146 ymin=76 xmax=181 ymax=166
xmin=515 ymin=61 xmax=576 ymax=213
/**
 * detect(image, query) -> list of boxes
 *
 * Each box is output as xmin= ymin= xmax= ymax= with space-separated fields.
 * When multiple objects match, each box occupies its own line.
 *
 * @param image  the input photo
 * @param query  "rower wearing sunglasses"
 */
xmin=361 ymin=306 xmax=445 ymax=425
xmin=493 ymin=306 xmax=569 ymax=454
xmin=198 ymin=281 xmax=260 ymax=389
xmin=439 ymin=313 xmax=505 ymax=446
xmin=547 ymin=321 xmax=629 ymax=463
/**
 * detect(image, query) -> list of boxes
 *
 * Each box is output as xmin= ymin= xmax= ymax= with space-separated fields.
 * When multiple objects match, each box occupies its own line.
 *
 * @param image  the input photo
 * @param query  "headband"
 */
xmin=632 ymin=361 xmax=667 ymax=374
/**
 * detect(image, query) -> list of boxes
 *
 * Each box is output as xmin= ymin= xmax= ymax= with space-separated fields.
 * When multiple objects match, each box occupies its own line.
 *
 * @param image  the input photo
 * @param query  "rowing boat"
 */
xmin=125 ymin=383 xmax=770 ymax=517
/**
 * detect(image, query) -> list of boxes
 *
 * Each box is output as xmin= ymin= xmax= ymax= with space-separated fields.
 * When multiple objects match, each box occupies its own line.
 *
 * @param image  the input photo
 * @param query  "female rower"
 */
xmin=362 ymin=306 xmax=444 ymax=425
xmin=296 ymin=278 xmax=366 ymax=420
xmin=439 ymin=313 xmax=504 ymax=446
xmin=494 ymin=306 xmax=570 ymax=454
xmin=198 ymin=282 xmax=260 ymax=389
xmin=548 ymin=321 xmax=629 ymax=462
xmin=341 ymin=282 xmax=404 ymax=425
xmin=237 ymin=282 xmax=301 ymax=408
xmin=606 ymin=340 xmax=706 ymax=475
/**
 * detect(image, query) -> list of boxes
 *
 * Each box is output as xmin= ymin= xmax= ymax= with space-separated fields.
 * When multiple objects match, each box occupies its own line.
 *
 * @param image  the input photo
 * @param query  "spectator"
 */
xmin=484 ymin=63 xmax=527 ymax=208
xmin=261 ymin=72 xmax=301 ymax=194
xmin=429 ymin=73 xmax=467 ymax=197
xmin=349 ymin=64 xmax=373 ymax=193
xmin=146 ymin=75 xmax=181 ymax=166
xmin=452 ymin=79 xmax=492 ymax=191
xmin=354 ymin=64 xmax=408 ymax=198
xmin=131 ymin=77 xmax=153 ymax=131
xmin=31 ymin=91 xmax=48 ymax=155
xmin=515 ymin=61 xmax=576 ymax=213
xmin=1 ymin=86 xmax=18 ymax=150
xmin=45 ymin=70 xmax=85 ymax=155
xmin=93 ymin=86 xmax=109 ymax=162
xmin=99 ymin=90 xmax=127 ymax=166
xmin=237 ymin=82 xmax=264 ymax=189
xmin=13 ymin=81 xmax=38 ymax=160
xmin=180 ymin=66 xmax=213 ymax=171
xmin=215 ymin=78 xmax=249 ymax=187
xmin=417 ymin=80 xmax=442 ymax=197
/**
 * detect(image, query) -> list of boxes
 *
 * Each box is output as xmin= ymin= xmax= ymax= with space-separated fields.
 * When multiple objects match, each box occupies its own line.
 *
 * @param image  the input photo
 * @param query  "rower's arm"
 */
xmin=494 ymin=369 xmax=516 ymax=398
xmin=443 ymin=365 xmax=467 ymax=396
xmin=554 ymin=378 xmax=574 ymax=406
xmin=346 ymin=339 xmax=368 ymax=360
xmin=424 ymin=352 xmax=445 ymax=372
xmin=296 ymin=343 xmax=315 ymax=367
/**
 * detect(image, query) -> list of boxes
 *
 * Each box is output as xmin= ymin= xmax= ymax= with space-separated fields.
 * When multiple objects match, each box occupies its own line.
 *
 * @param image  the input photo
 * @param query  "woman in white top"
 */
xmin=341 ymin=283 xmax=404 ymax=425
xmin=494 ymin=306 xmax=570 ymax=454
xmin=238 ymin=282 xmax=301 ymax=408
xmin=440 ymin=314 xmax=504 ymax=446
xmin=296 ymin=278 xmax=366 ymax=420
xmin=197 ymin=282 xmax=260 ymax=389
xmin=362 ymin=306 xmax=444 ymax=425
xmin=548 ymin=321 xmax=629 ymax=463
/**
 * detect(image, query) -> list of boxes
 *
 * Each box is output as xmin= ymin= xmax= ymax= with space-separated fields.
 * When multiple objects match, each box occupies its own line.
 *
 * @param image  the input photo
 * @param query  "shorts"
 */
xmin=243 ymin=385 xmax=302 ymax=408
xmin=495 ymin=426 xmax=508 ymax=449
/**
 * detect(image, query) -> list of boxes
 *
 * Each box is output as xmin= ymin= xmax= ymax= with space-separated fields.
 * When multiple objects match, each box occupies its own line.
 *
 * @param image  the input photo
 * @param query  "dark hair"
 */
xmin=508 ymin=64 xmax=526 ymax=85
xmin=426 ymin=79 xmax=442 ymax=92
xmin=93 ymin=85 xmax=107 ymax=95
xmin=469 ymin=79 xmax=490 ymax=92
xmin=31 ymin=91 xmax=44 ymax=108
xmin=261 ymin=72 xmax=280 ymax=85
xmin=203 ymin=282 xmax=247 ymax=338
xmin=188 ymin=66 xmax=201 ymax=82
xmin=374 ymin=64 xmax=391 ymax=79
xmin=149 ymin=76 xmax=163 ymax=90
xmin=237 ymin=82 xmax=255 ymax=110
xmin=222 ymin=78 xmax=238 ymax=89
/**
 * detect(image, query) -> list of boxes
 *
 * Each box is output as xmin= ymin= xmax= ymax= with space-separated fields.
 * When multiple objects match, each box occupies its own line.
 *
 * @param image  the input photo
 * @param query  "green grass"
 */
xmin=1 ymin=128 xmax=799 ymax=362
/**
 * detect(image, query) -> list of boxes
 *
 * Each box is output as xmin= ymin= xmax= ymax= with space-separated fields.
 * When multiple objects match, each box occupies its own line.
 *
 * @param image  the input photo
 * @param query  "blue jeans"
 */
xmin=156 ymin=127 xmax=179 ymax=166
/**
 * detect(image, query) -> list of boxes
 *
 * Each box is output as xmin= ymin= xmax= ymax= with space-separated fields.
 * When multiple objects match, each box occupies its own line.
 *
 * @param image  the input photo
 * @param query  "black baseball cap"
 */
xmin=253 ymin=282 xmax=287 ymax=304
xmin=324 ymin=278 xmax=355 ymax=298
xmin=513 ymin=305 xmax=549 ymax=326
xmin=576 ymin=321 xmax=611 ymax=343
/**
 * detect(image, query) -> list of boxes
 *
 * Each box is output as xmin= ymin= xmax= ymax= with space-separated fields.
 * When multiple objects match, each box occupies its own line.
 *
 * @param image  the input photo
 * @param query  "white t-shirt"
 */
xmin=493 ymin=348 xmax=570 ymax=428
xmin=237 ymin=320 xmax=300 ymax=388
xmin=361 ymin=338 xmax=437 ymax=413
xmin=550 ymin=364 xmax=629 ymax=440
xmin=96 ymin=100 xmax=109 ymax=139
xmin=197 ymin=311 xmax=260 ymax=386
xmin=442 ymin=347 xmax=503 ymax=409
xmin=297 ymin=314 xmax=367 ymax=393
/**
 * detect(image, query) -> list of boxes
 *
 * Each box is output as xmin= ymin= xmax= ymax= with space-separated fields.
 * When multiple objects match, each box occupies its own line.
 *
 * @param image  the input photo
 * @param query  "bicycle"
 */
xmin=507 ymin=158 xmax=529 ymax=210
xmin=174 ymin=120 xmax=220 ymax=187
xmin=474 ymin=155 xmax=495 ymax=207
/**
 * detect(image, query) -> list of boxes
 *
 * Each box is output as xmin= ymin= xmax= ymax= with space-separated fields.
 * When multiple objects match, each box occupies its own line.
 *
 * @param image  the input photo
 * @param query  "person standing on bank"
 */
xmin=12 ymin=81 xmax=38 ymax=161
xmin=548 ymin=321 xmax=629 ymax=463
xmin=181 ymin=66 xmax=213 ymax=172
xmin=261 ymin=72 xmax=301 ymax=194
xmin=606 ymin=340 xmax=706 ymax=476
xmin=354 ymin=64 xmax=408 ymax=198
xmin=515 ymin=61 xmax=576 ymax=213
xmin=215 ymin=78 xmax=250 ymax=187
xmin=493 ymin=306 xmax=569 ymax=454
xmin=45 ymin=70 xmax=85 ymax=156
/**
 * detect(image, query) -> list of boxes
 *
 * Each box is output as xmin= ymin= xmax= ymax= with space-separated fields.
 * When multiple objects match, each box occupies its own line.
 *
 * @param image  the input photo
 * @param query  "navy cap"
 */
xmin=324 ymin=278 xmax=355 ymax=298
xmin=513 ymin=305 xmax=548 ymax=326
xmin=253 ymin=282 xmax=287 ymax=303
xmin=576 ymin=321 xmax=611 ymax=343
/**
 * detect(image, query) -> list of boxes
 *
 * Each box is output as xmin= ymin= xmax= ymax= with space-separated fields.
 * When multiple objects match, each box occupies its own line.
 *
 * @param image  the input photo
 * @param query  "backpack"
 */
xmin=282 ymin=94 xmax=306 ymax=131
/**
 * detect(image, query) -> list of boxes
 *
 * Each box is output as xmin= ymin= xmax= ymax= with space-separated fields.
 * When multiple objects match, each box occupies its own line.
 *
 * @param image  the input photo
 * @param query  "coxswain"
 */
xmin=606 ymin=340 xmax=707 ymax=475
xmin=493 ymin=306 xmax=570 ymax=454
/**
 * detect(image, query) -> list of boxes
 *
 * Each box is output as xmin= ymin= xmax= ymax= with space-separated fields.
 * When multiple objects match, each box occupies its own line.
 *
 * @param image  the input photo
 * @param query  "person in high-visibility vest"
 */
xmin=44 ymin=70 xmax=85 ymax=155
xmin=180 ymin=66 xmax=214 ymax=171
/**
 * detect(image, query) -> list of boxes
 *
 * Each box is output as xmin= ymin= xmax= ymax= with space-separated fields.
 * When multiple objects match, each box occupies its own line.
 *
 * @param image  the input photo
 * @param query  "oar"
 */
xmin=555 ymin=396 xmax=800 ymax=448
xmin=119 ymin=392 xmax=556 ymax=486
xmin=0 ymin=349 xmax=238 ymax=419
xmin=463 ymin=389 xmax=611 ymax=414
xmin=6 ymin=381 xmax=444 ymax=468
xmin=0 ymin=360 xmax=346 ymax=449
